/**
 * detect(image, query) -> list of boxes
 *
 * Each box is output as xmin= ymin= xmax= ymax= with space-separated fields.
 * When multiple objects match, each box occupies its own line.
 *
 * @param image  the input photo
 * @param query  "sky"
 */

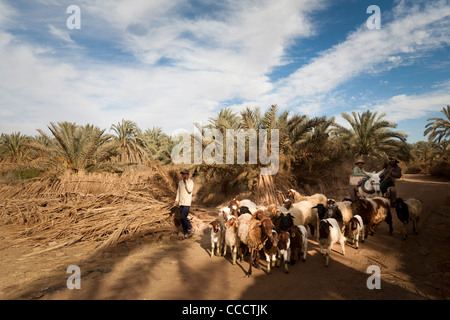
xmin=0 ymin=0 xmax=449 ymax=143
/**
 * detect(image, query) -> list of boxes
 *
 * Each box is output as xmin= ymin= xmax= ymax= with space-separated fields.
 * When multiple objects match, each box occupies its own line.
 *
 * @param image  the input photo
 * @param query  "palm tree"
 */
xmin=32 ymin=122 xmax=117 ymax=172
xmin=240 ymin=106 xmax=262 ymax=131
xmin=142 ymin=127 xmax=175 ymax=163
xmin=424 ymin=105 xmax=450 ymax=146
xmin=0 ymin=132 xmax=31 ymax=163
xmin=110 ymin=119 xmax=147 ymax=164
xmin=334 ymin=110 xmax=409 ymax=161
xmin=207 ymin=107 xmax=241 ymax=131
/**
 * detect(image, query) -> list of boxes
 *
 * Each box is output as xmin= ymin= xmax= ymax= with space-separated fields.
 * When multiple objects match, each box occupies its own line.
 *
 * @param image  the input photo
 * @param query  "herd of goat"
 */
xmin=209 ymin=189 xmax=423 ymax=277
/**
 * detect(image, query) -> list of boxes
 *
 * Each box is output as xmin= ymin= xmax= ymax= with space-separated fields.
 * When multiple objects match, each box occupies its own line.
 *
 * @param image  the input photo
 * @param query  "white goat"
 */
xmin=287 ymin=189 xmax=327 ymax=206
xmin=223 ymin=216 xmax=240 ymax=265
xmin=327 ymin=199 xmax=354 ymax=233
xmin=210 ymin=220 xmax=221 ymax=257
xmin=347 ymin=215 xmax=364 ymax=249
xmin=284 ymin=199 xmax=319 ymax=239
xmin=318 ymin=218 xmax=346 ymax=267
xmin=217 ymin=206 xmax=231 ymax=254
xmin=297 ymin=225 xmax=308 ymax=262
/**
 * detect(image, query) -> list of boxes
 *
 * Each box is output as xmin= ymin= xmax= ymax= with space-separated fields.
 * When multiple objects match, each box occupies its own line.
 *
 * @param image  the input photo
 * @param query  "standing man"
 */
xmin=174 ymin=169 xmax=195 ymax=240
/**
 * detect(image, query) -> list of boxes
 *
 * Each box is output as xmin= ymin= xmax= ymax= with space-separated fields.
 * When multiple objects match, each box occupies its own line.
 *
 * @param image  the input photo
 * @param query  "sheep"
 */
xmin=237 ymin=213 xmax=253 ymax=262
xmin=318 ymin=218 xmax=346 ymax=267
xmin=223 ymin=216 xmax=240 ymax=264
xmin=327 ymin=199 xmax=354 ymax=233
xmin=237 ymin=211 xmax=275 ymax=277
xmin=313 ymin=203 xmax=328 ymax=220
xmin=239 ymin=206 xmax=252 ymax=215
xmin=347 ymin=215 xmax=364 ymax=249
xmin=217 ymin=206 xmax=231 ymax=254
xmin=277 ymin=231 xmax=291 ymax=273
xmin=230 ymin=198 xmax=258 ymax=215
xmin=290 ymin=225 xmax=308 ymax=263
xmin=393 ymin=197 xmax=422 ymax=240
xmin=286 ymin=189 xmax=327 ymax=206
xmin=284 ymin=198 xmax=319 ymax=238
xmin=267 ymin=203 xmax=289 ymax=226
xmin=210 ymin=220 xmax=221 ymax=257
xmin=274 ymin=211 xmax=295 ymax=233
xmin=237 ymin=198 xmax=258 ymax=210
xmin=264 ymin=230 xmax=278 ymax=274
xmin=323 ymin=200 xmax=345 ymax=233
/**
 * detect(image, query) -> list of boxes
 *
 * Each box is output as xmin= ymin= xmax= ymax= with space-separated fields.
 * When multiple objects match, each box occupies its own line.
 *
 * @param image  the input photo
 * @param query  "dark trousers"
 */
xmin=180 ymin=205 xmax=193 ymax=235
xmin=380 ymin=177 xmax=394 ymax=194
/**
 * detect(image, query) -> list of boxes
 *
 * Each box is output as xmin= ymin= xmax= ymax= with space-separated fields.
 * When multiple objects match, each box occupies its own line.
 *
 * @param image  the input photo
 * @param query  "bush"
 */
xmin=0 ymin=168 xmax=41 ymax=183
xmin=429 ymin=160 xmax=450 ymax=179
xmin=404 ymin=161 xmax=424 ymax=174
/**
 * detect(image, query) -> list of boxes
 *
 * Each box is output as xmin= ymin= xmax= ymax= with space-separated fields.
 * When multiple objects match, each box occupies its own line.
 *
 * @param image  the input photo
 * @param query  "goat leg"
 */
xmin=254 ymin=250 xmax=261 ymax=269
xmin=402 ymin=222 xmax=408 ymax=240
xmin=247 ymin=248 xmax=254 ymax=277
xmin=325 ymin=246 xmax=331 ymax=267
xmin=265 ymin=253 xmax=272 ymax=274
xmin=413 ymin=219 xmax=419 ymax=234
xmin=386 ymin=210 xmax=393 ymax=235
xmin=231 ymin=246 xmax=237 ymax=265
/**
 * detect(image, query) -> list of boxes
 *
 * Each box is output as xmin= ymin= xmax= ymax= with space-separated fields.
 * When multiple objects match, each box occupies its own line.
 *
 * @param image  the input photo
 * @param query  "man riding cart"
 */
xmin=379 ymin=157 xmax=402 ymax=195
xmin=349 ymin=157 xmax=401 ymax=203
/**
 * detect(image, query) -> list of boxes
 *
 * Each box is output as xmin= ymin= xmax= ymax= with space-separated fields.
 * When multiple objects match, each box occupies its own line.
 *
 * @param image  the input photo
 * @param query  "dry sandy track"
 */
xmin=1 ymin=174 xmax=449 ymax=300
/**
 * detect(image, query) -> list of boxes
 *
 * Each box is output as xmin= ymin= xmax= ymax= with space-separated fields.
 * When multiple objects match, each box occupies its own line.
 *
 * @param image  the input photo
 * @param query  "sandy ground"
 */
xmin=0 ymin=174 xmax=449 ymax=300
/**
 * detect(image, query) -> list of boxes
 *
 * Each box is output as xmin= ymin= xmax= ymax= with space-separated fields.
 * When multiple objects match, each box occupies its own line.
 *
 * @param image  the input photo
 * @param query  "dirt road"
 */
xmin=1 ymin=174 xmax=449 ymax=300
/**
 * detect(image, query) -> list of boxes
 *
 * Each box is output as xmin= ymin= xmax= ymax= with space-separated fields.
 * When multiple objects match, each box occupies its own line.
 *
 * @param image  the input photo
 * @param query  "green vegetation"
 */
xmin=1 ymin=105 xmax=448 ymax=203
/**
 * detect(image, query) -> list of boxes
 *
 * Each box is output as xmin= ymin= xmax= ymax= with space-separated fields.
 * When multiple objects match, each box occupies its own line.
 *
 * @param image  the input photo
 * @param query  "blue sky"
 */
xmin=0 ymin=0 xmax=449 ymax=143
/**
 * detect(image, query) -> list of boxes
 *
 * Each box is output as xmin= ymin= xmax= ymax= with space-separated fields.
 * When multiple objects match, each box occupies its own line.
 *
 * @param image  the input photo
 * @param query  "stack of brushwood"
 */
xmin=0 ymin=165 xmax=180 ymax=257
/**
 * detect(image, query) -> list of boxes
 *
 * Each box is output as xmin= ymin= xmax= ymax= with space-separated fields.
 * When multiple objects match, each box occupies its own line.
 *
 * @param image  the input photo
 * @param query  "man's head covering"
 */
xmin=388 ymin=157 xmax=400 ymax=164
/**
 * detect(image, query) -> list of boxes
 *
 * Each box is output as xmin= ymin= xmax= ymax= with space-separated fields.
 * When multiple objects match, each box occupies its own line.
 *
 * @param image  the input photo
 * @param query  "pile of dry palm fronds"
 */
xmin=0 ymin=164 xmax=180 ymax=256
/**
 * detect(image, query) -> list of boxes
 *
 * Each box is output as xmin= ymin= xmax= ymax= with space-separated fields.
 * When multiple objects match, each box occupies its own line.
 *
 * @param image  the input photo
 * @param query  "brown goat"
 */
xmin=289 ymin=225 xmax=307 ymax=263
xmin=253 ymin=209 xmax=267 ymax=221
xmin=245 ymin=216 xmax=274 ymax=277
xmin=350 ymin=197 xmax=393 ymax=236
xmin=277 ymin=231 xmax=291 ymax=273
xmin=229 ymin=198 xmax=240 ymax=217
xmin=263 ymin=230 xmax=278 ymax=274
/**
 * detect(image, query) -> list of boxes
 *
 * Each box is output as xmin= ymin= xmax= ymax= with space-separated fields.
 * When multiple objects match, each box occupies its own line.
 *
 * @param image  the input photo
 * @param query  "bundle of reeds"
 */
xmin=0 ymin=164 xmax=180 ymax=256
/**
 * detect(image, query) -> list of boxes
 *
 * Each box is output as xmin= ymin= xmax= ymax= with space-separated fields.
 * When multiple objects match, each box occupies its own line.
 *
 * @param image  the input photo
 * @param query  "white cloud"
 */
xmin=0 ymin=0 xmax=449 ymax=140
xmin=261 ymin=0 xmax=450 ymax=112
xmin=0 ymin=0 xmax=16 ymax=27
xmin=48 ymin=24 xmax=74 ymax=44
xmin=370 ymin=86 xmax=450 ymax=123
xmin=332 ymin=82 xmax=450 ymax=141
xmin=0 ymin=0 xmax=324 ymax=135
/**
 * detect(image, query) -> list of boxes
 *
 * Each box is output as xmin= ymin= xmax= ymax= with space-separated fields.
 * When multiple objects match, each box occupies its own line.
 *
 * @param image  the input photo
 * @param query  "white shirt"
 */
xmin=175 ymin=179 xmax=194 ymax=206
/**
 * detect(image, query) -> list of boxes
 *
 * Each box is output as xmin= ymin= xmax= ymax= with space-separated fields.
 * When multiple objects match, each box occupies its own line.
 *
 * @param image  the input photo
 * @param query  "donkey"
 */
xmin=357 ymin=169 xmax=385 ymax=198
